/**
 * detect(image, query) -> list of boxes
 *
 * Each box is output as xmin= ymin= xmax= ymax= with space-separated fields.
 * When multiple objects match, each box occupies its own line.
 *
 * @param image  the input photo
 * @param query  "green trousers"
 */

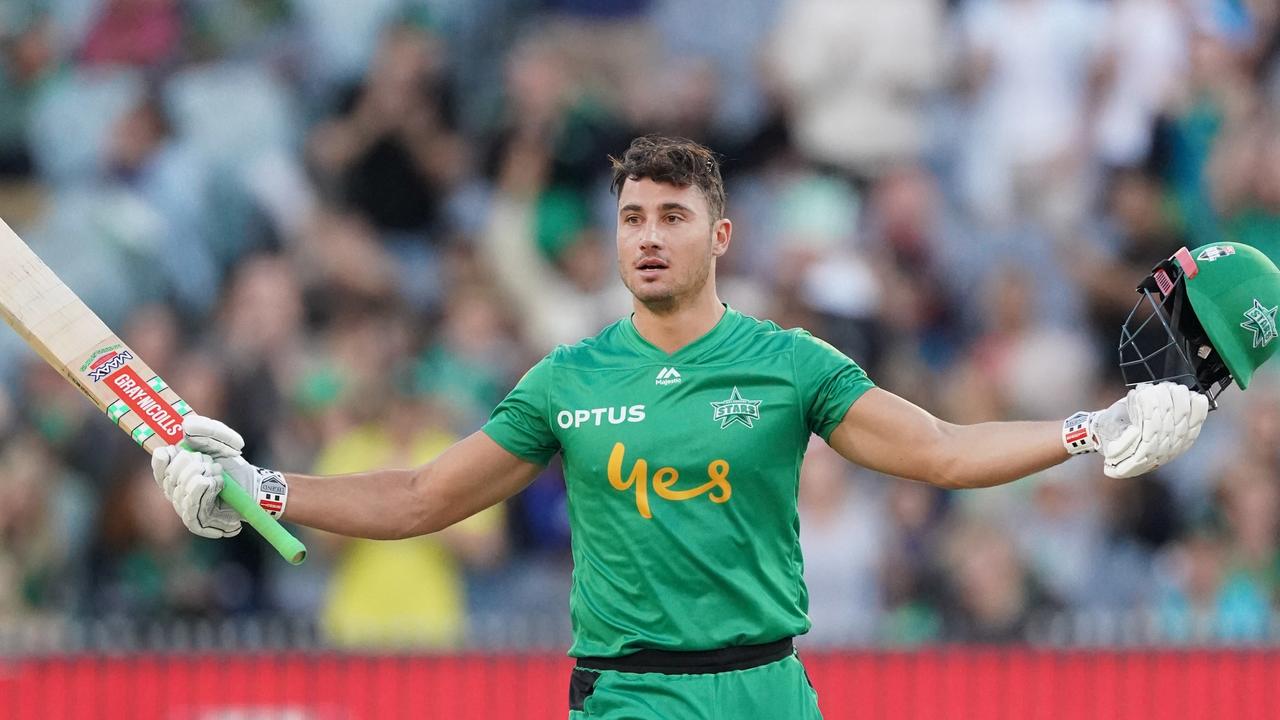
xmin=567 ymin=653 xmax=822 ymax=719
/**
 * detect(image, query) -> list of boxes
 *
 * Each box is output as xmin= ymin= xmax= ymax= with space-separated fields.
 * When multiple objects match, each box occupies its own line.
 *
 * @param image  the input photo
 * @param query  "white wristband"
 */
xmin=1063 ymin=411 xmax=1099 ymax=455
xmin=254 ymin=468 xmax=289 ymax=519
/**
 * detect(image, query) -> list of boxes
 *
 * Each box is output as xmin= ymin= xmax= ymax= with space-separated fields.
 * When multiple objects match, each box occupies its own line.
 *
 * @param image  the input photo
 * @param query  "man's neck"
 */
xmin=632 ymin=291 xmax=726 ymax=355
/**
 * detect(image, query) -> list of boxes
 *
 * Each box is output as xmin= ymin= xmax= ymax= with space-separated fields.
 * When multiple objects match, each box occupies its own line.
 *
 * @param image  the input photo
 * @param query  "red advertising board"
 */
xmin=0 ymin=649 xmax=1277 ymax=719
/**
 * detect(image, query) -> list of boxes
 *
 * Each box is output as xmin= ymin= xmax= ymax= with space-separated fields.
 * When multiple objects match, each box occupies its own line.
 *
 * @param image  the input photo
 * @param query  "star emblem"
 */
xmin=710 ymin=387 xmax=761 ymax=429
xmin=1241 ymin=298 xmax=1279 ymax=349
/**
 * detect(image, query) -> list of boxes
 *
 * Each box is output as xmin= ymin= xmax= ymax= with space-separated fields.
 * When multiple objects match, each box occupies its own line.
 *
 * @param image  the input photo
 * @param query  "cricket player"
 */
xmin=153 ymin=136 xmax=1258 ymax=718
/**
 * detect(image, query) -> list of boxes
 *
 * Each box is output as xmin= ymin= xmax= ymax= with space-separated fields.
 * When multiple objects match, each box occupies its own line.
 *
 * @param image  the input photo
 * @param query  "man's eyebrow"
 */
xmin=618 ymin=202 xmax=697 ymax=215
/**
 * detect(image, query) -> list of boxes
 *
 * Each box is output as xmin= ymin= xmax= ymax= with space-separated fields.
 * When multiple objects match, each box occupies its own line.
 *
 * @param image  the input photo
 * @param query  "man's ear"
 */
xmin=712 ymin=218 xmax=732 ymax=257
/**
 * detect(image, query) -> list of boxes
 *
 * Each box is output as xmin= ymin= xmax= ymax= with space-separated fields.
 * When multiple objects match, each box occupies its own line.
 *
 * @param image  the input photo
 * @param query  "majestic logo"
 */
xmin=655 ymin=367 xmax=682 ymax=386
xmin=86 ymin=349 xmax=134 ymax=382
xmin=556 ymin=405 xmax=646 ymax=429
xmin=1241 ymin=298 xmax=1279 ymax=349
xmin=607 ymin=442 xmax=731 ymax=519
xmin=710 ymin=387 xmax=761 ymax=429
xmin=1198 ymin=245 xmax=1236 ymax=262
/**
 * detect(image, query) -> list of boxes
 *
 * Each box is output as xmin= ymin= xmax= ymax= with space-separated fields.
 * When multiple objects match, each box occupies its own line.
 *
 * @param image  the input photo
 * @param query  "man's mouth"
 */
xmin=635 ymin=257 xmax=669 ymax=276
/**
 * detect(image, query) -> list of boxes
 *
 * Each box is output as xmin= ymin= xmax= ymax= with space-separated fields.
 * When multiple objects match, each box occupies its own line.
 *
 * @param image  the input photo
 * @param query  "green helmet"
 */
xmin=1185 ymin=243 xmax=1280 ymax=389
xmin=1120 ymin=242 xmax=1280 ymax=405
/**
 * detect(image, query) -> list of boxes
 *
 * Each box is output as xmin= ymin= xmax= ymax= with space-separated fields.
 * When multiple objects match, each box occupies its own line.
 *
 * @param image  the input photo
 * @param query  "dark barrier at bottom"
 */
xmin=1 ymin=649 xmax=1278 ymax=719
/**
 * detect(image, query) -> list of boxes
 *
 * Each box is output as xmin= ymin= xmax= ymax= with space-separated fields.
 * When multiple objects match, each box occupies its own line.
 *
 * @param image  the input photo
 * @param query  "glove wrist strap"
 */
xmin=253 ymin=468 xmax=289 ymax=519
xmin=1063 ymin=411 xmax=1099 ymax=455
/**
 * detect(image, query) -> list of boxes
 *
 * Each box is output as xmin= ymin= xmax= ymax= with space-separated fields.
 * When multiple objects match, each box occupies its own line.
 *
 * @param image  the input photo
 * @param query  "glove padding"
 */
xmin=151 ymin=446 xmax=241 ymax=538
xmin=183 ymin=414 xmax=245 ymax=459
xmin=150 ymin=413 xmax=278 ymax=538
xmin=1094 ymin=382 xmax=1209 ymax=478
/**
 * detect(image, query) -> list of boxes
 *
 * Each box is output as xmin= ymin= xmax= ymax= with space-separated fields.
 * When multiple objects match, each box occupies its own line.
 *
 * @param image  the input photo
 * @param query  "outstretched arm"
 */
xmin=154 ymin=418 xmax=543 ymax=541
xmin=827 ymin=383 xmax=1208 ymax=488
xmin=284 ymin=430 xmax=543 ymax=539
xmin=826 ymin=389 xmax=1065 ymax=489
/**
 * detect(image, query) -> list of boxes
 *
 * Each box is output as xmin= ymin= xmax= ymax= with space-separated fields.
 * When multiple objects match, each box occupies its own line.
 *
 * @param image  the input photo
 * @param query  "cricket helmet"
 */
xmin=1119 ymin=242 xmax=1280 ymax=407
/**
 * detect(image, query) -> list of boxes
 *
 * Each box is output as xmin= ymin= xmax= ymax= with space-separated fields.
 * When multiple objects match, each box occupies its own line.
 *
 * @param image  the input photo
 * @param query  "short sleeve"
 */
xmin=793 ymin=331 xmax=875 ymax=440
xmin=482 ymin=355 xmax=561 ymax=465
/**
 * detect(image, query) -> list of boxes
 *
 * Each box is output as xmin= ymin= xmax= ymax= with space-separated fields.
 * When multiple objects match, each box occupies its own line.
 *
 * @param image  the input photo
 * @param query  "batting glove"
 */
xmin=1062 ymin=382 xmax=1209 ymax=478
xmin=151 ymin=446 xmax=242 ymax=538
xmin=150 ymin=413 xmax=290 ymax=538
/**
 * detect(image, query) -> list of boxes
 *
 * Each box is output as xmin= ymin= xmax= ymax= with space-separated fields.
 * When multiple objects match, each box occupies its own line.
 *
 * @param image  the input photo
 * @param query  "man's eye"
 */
xmin=665 ymin=215 xmax=682 ymax=223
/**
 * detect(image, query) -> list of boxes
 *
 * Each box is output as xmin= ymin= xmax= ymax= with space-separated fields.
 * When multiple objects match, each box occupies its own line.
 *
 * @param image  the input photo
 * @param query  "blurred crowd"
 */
xmin=1 ymin=0 xmax=1279 ymax=649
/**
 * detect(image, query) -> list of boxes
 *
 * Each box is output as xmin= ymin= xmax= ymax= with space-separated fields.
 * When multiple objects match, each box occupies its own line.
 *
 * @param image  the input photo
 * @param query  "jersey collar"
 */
xmin=621 ymin=304 xmax=740 ymax=362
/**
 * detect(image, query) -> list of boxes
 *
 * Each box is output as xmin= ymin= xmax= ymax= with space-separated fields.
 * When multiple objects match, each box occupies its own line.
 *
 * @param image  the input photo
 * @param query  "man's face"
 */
xmin=616 ymin=178 xmax=730 ymax=311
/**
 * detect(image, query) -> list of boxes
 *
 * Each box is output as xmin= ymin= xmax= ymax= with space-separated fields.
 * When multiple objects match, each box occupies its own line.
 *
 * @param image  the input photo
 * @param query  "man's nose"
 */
xmin=639 ymin=224 xmax=665 ymax=250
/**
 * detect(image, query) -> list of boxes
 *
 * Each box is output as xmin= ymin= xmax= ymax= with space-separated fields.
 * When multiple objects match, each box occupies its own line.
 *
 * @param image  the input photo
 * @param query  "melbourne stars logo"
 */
xmin=1241 ymin=298 xmax=1279 ymax=349
xmin=710 ymin=387 xmax=761 ymax=429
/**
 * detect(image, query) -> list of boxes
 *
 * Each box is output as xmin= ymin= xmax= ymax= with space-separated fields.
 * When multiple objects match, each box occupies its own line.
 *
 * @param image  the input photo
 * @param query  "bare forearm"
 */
xmin=931 ymin=420 xmax=1068 ymax=489
xmin=281 ymin=468 xmax=428 ymax=540
xmin=829 ymin=390 xmax=1072 ymax=490
xmin=276 ymin=431 xmax=544 ymax=541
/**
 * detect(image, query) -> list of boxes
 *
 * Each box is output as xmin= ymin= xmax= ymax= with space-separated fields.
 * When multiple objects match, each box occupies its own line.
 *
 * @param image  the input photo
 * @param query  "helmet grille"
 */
xmin=1119 ymin=259 xmax=1232 ymax=408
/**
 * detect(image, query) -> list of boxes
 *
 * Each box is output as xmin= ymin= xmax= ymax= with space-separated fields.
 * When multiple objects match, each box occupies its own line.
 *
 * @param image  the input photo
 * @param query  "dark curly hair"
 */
xmin=609 ymin=135 xmax=726 ymax=221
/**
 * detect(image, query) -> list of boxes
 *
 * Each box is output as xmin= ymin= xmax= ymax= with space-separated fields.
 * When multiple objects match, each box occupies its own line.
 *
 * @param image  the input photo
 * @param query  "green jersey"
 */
xmin=482 ymin=307 xmax=874 ymax=657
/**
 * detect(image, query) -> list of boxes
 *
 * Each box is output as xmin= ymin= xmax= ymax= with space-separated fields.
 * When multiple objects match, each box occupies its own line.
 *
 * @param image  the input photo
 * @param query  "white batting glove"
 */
xmin=151 ymin=446 xmax=241 ymax=538
xmin=150 ymin=413 xmax=290 ymax=538
xmin=183 ymin=413 xmax=247 ymax=458
xmin=1063 ymin=382 xmax=1209 ymax=478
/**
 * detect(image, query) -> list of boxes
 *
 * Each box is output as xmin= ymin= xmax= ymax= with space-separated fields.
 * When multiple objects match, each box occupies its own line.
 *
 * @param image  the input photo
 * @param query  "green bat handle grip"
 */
xmin=174 ymin=441 xmax=306 ymax=563
xmin=218 ymin=474 xmax=308 ymax=565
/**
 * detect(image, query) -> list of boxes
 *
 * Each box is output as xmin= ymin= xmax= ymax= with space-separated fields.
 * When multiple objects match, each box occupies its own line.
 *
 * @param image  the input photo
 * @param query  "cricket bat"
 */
xmin=0 ymin=217 xmax=306 ymax=564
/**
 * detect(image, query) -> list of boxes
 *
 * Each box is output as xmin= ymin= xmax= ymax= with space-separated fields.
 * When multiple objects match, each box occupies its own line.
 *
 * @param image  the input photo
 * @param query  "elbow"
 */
xmin=391 ymin=466 xmax=445 ymax=539
xmin=929 ymin=468 xmax=967 ymax=491
xmin=925 ymin=465 xmax=965 ymax=491
xmin=923 ymin=421 xmax=1007 ymax=491
xmin=923 ymin=421 xmax=968 ymax=490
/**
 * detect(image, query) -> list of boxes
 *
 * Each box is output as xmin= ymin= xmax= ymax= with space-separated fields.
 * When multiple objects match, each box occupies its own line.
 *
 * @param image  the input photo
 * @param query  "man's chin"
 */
xmin=624 ymin=278 xmax=665 ymax=300
xmin=628 ymin=284 xmax=678 ymax=311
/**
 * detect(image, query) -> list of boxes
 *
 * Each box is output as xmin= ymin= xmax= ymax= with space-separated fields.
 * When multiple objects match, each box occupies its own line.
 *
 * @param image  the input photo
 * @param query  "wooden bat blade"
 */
xmin=0 ymin=217 xmax=306 ymax=564
xmin=0 ymin=221 xmax=118 ymax=411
